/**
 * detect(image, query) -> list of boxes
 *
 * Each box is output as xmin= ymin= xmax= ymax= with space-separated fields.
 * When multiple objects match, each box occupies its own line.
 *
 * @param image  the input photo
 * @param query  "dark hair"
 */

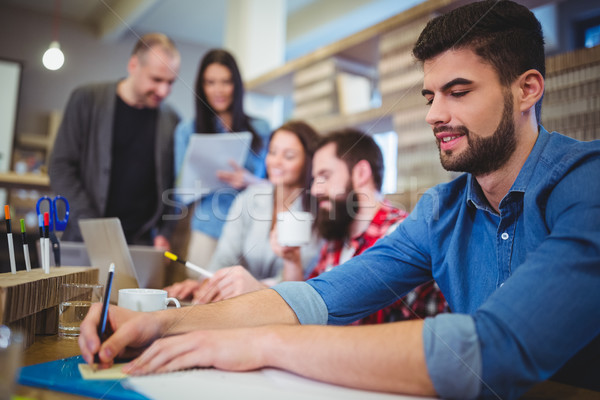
xmin=270 ymin=120 xmax=320 ymax=211
xmin=412 ymin=0 xmax=545 ymax=122
xmin=316 ymin=128 xmax=384 ymax=191
xmin=131 ymin=32 xmax=179 ymax=61
xmin=193 ymin=49 xmax=262 ymax=151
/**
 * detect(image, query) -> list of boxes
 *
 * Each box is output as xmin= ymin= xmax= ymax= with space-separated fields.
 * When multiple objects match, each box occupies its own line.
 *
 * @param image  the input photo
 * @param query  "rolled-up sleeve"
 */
xmin=424 ymin=314 xmax=482 ymax=399
xmin=272 ymin=282 xmax=329 ymax=325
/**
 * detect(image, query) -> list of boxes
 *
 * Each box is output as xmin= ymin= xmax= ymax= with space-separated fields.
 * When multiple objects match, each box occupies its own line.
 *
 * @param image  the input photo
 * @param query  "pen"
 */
xmin=95 ymin=262 xmax=115 ymax=366
xmin=38 ymin=214 xmax=45 ymax=269
xmin=44 ymin=212 xmax=50 ymax=274
xmin=164 ymin=251 xmax=214 ymax=278
xmin=4 ymin=205 xmax=16 ymax=274
xmin=21 ymin=219 xmax=32 ymax=272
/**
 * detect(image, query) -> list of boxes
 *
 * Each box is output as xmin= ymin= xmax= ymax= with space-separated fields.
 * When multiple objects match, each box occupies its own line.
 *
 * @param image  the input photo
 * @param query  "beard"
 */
xmin=436 ymin=92 xmax=517 ymax=176
xmin=315 ymin=182 xmax=359 ymax=241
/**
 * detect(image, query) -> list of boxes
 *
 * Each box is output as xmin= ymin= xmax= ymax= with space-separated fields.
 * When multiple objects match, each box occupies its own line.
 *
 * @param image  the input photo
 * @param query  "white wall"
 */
xmin=0 ymin=5 xmax=210 ymax=142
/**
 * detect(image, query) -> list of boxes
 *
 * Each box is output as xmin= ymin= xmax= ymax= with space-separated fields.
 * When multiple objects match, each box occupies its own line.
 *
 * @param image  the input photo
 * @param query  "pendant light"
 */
xmin=42 ymin=0 xmax=65 ymax=71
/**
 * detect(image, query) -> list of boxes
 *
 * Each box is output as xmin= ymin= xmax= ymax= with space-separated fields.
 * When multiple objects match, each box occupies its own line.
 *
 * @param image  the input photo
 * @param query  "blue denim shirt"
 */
xmin=274 ymin=127 xmax=600 ymax=399
xmin=174 ymin=117 xmax=270 ymax=238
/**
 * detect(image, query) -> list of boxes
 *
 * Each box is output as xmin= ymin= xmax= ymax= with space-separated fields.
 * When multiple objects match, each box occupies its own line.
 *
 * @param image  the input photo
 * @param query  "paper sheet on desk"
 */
xmin=124 ymin=367 xmax=436 ymax=400
xmin=175 ymin=132 xmax=252 ymax=204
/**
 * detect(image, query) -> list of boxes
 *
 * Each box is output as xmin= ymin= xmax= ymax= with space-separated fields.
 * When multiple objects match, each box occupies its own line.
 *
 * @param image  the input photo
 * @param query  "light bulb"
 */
xmin=42 ymin=41 xmax=64 ymax=70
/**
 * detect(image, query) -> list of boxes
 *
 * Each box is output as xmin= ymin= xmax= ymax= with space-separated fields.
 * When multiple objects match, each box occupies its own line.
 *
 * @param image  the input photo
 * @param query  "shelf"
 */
xmin=17 ymin=134 xmax=50 ymax=150
xmin=0 ymin=172 xmax=50 ymax=191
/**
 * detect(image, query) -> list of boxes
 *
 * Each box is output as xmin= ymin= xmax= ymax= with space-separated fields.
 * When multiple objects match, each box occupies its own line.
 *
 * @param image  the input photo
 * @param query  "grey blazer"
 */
xmin=49 ymin=81 xmax=180 ymax=243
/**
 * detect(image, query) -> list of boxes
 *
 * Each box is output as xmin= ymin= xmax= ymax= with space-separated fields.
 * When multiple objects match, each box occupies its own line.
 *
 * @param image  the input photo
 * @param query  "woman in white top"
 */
xmin=167 ymin=121 xmax=322 ymax=302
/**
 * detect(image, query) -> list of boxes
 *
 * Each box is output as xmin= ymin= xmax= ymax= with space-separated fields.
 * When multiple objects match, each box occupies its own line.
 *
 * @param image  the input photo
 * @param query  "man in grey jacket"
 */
xmin=49 ymin=33 xmax=180 ymax=248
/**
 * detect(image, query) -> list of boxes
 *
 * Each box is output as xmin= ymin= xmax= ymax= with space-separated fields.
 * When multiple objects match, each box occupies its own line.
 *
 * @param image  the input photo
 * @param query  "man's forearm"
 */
xmin=261 ymin=320 xmax=436 ymax=396
xmin=158 ymin=289 xmax=300 ymax=335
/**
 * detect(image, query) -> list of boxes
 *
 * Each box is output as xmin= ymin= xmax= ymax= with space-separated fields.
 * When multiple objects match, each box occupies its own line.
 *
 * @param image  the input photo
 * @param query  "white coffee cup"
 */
xmin=117 ymin=288 xmax=180 ymax=312
xmin=277 ymin=211 xmax=313 ymax=247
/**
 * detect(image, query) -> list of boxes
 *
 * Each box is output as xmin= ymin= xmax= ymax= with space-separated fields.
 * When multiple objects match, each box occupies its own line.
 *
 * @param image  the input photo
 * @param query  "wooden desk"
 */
xmin=16 ymin=335 xmax=86 ymax=400
xmin=15 ymin=335 xmax=600 ymax=399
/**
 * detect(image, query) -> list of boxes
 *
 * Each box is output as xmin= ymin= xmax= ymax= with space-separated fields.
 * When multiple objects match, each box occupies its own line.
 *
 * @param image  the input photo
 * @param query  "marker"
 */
xmin=20 ymin=219 xmax=32 ymax=272
xmin=43 ymin=212 xmax=50 ymax=274
xmin=95 ymin=262 xmax=115 ymax=367
xmin=38 ymin=214 xmax=45 ymax=269
xmin=4 ymin=205 xmax=16 ymax=274
xmin=164 ymin=251 xmax=213 ymax=278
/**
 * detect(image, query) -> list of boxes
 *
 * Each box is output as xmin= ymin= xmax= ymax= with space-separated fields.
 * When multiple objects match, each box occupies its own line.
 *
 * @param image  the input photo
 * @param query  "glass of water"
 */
xmin=59 ymin=283 xmax=103 ymax=337
xmin=0 ymin=325 xmax=23 ymax=400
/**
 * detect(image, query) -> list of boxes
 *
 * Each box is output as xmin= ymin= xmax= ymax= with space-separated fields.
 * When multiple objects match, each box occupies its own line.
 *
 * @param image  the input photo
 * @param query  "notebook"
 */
xmin=18 ymin=355 xmax=148 ymax=400
xmin=78 ymin=218 xmax=166 ymax=303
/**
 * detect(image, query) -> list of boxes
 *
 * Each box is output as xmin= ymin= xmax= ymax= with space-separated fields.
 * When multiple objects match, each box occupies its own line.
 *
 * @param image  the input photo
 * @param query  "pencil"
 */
xmin=4 ymin=205 xmax=16 ymax=274
xmin=21 ymin=218 xmax=32 ymax=272
xmin=164 ymin=251 xmax=214 ymax=278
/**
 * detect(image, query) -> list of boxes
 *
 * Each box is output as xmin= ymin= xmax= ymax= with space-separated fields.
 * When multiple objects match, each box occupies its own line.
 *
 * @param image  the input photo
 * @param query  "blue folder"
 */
xmin=18 ymin=355 xmax=149 ymax=400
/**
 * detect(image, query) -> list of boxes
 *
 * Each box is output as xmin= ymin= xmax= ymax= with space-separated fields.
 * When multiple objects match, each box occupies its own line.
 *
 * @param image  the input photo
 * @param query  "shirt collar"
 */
xmin=466 ymin=125 xmax=550 ymax=211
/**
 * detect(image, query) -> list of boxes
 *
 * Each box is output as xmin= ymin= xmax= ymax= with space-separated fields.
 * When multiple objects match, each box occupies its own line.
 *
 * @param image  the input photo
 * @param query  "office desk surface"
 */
xmin=17 ymin=335 xmax=600 ymax=400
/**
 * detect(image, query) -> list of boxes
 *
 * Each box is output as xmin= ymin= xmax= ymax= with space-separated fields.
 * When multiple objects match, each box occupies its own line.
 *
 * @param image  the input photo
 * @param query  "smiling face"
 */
xmin=422 ymin=48 xmax=518 ymax=176
xmin=202 ymin=63 xmax=234 ymax=114
xmin=129 ymin=46 xmax=179 ymax=108
xmin=265 ymin=130 xmax=306 ymax=188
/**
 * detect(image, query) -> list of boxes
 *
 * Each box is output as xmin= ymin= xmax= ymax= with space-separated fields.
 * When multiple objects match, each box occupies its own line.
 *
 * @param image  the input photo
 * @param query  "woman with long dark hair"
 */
xmin=167 ymin=121 xmax=323 ymax=303
xmin=174 ymin=49 xmax=270 ymax=269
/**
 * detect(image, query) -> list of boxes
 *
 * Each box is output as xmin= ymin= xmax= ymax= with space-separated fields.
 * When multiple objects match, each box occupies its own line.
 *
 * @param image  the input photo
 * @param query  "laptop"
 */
xmin=78 ymin=218 xmax=166 ymax=303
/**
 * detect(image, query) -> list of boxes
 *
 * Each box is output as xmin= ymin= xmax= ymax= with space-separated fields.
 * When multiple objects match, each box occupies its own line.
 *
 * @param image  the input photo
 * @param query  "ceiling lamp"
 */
xmin=42 ymin=0 xmax=64 ymax=71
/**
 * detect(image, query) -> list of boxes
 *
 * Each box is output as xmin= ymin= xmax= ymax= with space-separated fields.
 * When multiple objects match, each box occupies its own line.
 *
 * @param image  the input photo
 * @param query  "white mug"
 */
xmin=117 ymin=288 xmax=180 ymax=312
xmin=277 ymin=211 xmax=313 ymax=247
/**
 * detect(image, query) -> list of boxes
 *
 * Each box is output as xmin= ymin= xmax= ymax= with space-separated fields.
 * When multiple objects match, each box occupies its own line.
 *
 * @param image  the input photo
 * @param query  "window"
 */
xmin=373 ymin=131 xmax=398 ymax=194
xmin=584 ymin=24 xmax=600 ymax=48
xmin=576 ymin=15 xmax=600 ymax=49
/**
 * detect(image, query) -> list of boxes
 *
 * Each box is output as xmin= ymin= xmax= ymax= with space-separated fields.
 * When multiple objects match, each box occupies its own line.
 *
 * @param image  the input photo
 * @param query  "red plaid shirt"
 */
xmin=308 ymin=201 xmax=447 ymax=325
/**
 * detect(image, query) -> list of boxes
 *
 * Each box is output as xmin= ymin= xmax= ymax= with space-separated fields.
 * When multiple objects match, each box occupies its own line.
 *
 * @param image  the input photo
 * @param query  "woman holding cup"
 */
xmin=167 ymin=121 xmax=322 ymax=303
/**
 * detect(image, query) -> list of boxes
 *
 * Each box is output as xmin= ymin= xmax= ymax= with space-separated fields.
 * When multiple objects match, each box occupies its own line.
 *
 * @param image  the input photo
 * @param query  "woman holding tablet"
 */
xmin=174 ymin=49 xmax=270 ymax=269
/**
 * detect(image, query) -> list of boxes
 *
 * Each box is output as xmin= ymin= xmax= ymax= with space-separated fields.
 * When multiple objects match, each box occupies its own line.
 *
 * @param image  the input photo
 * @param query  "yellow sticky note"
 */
xmin=78 ymin=363 xmax=129 ymax=380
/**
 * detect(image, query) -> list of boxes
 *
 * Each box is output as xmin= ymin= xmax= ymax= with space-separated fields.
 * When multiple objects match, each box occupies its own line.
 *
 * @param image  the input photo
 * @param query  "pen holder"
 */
xmin=0 ymin=267 xmax=99 ymax=348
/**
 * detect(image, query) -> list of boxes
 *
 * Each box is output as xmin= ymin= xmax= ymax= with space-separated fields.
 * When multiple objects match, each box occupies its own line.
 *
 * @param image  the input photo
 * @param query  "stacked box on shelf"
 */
xmin=378 ymin=16 xmax=429 ymax=109
xmin=392 ymin=105 xmax=452 ymax=193
xmin=542 ymin=46 xmax=600 ymax=142
xmin=292 ymin=56 xmax=376 ymax=121
xmin=380 ymin=15 xmax=451 ymax=193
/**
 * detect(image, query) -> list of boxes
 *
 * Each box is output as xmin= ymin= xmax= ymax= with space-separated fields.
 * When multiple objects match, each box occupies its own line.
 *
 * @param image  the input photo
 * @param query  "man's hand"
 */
xmin=78 ymin=303 xmax=164 ymax=367
xmin=270 ymin=229 xmax=303 ymax=281
xmin=154 ymin=235 xmax=170 ymax=251
xmin=164 ymin=279 xmax=205 ymax=301
xmin=192 ymin=266 xmax=267 ymax=304
xmin=123 ymin=327 xmax=269 ymax=375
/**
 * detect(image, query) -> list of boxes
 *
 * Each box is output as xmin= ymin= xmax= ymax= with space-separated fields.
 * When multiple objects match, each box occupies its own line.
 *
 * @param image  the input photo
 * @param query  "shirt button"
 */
xmin=501 ymin=232 xmax=509 ymax=240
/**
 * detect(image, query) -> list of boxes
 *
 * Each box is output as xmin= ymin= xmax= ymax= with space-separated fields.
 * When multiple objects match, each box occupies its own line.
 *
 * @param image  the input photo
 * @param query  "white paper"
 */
xmin=123 ymin=367 xmax=434 ymax=400
xmin=175 ymin=132 xmax=252 ymax=203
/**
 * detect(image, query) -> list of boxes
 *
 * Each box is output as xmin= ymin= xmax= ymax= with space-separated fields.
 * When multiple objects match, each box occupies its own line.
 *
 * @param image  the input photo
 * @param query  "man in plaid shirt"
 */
xmin=187 ymin=129 xmax=447 ymax=324
xmin=304 ymin=129 xmax=447 ymax=324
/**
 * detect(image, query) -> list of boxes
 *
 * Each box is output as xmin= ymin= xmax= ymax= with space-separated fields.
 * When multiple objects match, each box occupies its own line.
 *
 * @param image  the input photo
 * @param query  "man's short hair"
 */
xmin=316 ymin=129 xmax=384 ymax=191
xmin=412 ymin=0 xmax=545 ymax=122
xmin=131 ymin=32 xmax=179 ymax=62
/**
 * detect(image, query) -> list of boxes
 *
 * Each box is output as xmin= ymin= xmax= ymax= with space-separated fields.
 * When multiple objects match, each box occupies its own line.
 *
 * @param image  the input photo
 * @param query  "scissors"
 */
xmin=36 ymin=195 xmax=70 ymax=266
